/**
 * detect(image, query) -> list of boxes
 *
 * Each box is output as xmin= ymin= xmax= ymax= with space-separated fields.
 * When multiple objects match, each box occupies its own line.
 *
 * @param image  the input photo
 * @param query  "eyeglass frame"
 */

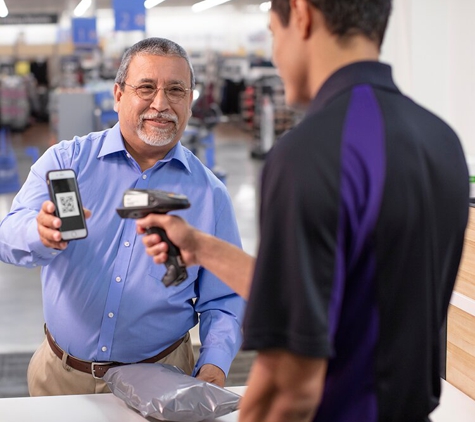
xmin=122 ymin=82 xmax=192 ymax=103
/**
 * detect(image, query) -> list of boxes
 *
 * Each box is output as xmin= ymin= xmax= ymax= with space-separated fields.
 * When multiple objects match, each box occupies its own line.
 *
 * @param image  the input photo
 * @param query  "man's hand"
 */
xmin=195 ymin=364 xmax=226 ymax=388
xmin=36 ymin=200 xmax=91 ymax=250
xmin=137 ymin=214 xmax=200 ymax=267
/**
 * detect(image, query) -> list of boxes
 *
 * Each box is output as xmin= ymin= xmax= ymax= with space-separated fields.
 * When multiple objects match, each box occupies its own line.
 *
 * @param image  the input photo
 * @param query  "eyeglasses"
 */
xmin=123 ymin=82 xmax=191 ymax=103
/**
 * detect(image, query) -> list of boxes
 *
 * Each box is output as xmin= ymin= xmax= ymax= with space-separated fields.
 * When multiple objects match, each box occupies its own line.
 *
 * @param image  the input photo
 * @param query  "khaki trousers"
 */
xmin=27 ymin=332 xmax=194 ymax=396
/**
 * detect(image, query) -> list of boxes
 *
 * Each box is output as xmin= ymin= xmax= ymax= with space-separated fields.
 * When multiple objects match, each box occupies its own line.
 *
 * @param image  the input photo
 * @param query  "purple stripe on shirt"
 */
xmin=317 ymin=85 xmax=385 ymax=422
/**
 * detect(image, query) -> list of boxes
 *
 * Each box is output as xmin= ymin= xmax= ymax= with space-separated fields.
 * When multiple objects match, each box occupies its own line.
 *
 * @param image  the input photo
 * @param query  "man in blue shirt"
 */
xmin=0 ymin=37 xmax=245 ymax=396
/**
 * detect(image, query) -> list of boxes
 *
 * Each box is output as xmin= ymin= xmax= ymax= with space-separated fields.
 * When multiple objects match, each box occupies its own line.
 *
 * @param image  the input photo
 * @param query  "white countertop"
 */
xmin=0 ymin=381 xmax=473 ymax=421
xmin=0 ymin=386 xmax=246 ymax=422
xmin=431 ymin=380 xmax=475 ymax=422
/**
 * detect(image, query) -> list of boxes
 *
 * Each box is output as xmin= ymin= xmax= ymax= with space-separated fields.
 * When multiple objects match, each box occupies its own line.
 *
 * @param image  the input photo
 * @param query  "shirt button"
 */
xmin=124 ymin=241 xmax=130 ymax=247
xmin=108 ymin=312 xmax=114 ymax=318
xmin=115 ymin=276 xmax=121 ymax=282
xmin=142 ymin=174 xmax=147 ymax=180
xmin=101 ymin=346 xmax=107 ymax=352
xmin=126 ymin=153 xmax=131 ymax=158
xmin=51 ymin=252 xmax=57 ymax=256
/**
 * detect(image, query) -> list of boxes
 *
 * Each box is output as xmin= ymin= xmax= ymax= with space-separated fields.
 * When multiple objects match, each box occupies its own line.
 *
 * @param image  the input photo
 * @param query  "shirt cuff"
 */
xmin=26 ymin=218 xmax=61 ymax=263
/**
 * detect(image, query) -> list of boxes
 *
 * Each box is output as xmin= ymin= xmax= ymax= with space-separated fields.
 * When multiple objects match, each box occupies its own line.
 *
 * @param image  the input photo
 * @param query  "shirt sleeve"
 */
xmin=242 ymin=132 xmax=341 ymax=358
xmin=0 ymin=144 xmax=69 ymax=266
xmin=192 ymin=185 xmax=246 ymax=377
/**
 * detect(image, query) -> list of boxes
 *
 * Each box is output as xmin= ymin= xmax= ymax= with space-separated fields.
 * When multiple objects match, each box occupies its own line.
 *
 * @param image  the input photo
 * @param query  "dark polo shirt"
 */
xmin=242 ymin=61 xmax=469 ymax=422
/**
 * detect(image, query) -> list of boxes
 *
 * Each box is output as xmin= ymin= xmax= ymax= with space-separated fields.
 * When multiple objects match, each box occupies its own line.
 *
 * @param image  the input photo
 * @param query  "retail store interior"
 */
xmin=1 ymin=0 xmax=475 ymax=420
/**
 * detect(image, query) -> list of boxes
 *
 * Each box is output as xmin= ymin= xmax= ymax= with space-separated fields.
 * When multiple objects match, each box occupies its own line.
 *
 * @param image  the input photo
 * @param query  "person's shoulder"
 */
xmin=55 ymin=129 xmax=108 ymax=153
xmin=179 ymin=145 xmax=227 ymax=187
xmin=268 ymin=108 xmax=340 ymax=164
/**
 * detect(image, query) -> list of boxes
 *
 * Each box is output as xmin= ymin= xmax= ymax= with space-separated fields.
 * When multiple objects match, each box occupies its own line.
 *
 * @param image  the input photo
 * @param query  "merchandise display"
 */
xmin=0 ymin=75 xmax=31 ymax=131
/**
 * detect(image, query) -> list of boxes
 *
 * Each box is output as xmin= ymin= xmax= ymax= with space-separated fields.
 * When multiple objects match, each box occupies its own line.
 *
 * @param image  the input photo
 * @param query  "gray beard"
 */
xmin=137 ymin=113 xmax=178 ymax=147
xmin=137 ymin=126 xmax=177 ymax=147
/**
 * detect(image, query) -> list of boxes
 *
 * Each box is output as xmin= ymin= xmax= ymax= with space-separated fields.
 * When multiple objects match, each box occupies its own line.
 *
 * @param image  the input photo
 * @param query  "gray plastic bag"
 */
xmin=103 ymin=363 xmax=241 ymax=421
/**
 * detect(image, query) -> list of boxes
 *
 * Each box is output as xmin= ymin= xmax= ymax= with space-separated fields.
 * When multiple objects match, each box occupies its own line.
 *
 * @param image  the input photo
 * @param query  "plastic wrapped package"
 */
xmin=103 ymin=363 xmax=241 ymax=421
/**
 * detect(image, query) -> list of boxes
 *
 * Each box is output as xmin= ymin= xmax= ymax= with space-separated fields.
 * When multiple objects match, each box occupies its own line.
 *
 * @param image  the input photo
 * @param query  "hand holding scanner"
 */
xmin=116 ymin=189 xmax=191 ymax=287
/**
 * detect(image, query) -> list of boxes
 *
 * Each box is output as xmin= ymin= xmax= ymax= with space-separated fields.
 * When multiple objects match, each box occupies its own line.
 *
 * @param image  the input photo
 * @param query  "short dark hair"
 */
xmin=115 ymin=37 xmax=195 ymax=89
xmin=271 ymin=0 xmax=392 ymax=47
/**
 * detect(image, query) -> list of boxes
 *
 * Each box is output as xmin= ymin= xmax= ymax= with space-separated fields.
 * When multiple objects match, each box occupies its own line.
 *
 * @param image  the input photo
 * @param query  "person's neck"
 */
xmin=309 ymin=34 xmax=380 ymax=100
xmin=124 ymin=139 xmax=174 ymax=172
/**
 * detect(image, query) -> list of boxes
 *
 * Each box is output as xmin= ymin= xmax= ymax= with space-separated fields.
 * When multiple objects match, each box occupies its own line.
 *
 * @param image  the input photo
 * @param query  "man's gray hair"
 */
xmin=115 ymin=37 xmax=196 ymax=89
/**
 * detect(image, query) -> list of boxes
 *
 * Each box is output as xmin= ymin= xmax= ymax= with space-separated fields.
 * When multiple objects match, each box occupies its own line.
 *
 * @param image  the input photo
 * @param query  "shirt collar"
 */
xmin=307 ymin=61 xmax=400 ymax=115
xmin=97 ymin=122 xmax=191 ymax=173
xmin=159 ymin=139 xmax=192 ymax=173
xmin=97 ymin=123 xmax=125 ymax=157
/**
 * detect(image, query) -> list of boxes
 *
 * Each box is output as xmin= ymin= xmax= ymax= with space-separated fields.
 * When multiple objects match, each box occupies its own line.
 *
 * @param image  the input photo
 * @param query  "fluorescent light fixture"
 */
xmin=260 ymin=1 xmax=271 ymax=12
xmin=144 ymin=0 xmax=166 ymax=9
xmin=192 ymin=0 xmax=232 ymax=13
xmin=73 ymin=0 xmax=92 ymax=17
xmin=0 ymin=0 xmax=8 ymax=18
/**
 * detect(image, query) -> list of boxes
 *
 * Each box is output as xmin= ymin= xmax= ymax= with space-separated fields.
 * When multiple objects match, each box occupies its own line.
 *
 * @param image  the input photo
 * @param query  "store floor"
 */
xmin=0 ymin=120 xmax=262 ymax=396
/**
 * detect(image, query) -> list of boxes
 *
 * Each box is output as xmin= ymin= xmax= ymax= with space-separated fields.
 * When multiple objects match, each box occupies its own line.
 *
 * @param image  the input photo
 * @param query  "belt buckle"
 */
xmin=91 ymin=361 xmax=113 ymax=379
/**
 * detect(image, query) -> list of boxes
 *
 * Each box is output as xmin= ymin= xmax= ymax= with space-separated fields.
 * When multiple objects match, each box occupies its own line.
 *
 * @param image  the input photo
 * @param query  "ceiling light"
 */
xmin=73 ymin=0 xmax=92 ymax=17
xmin=192 ymin=0 xmax=232 ymax=13
xmin=144 ymin=0 xmax=166 ymax=9
xmin=259 ymin=2 xmax=271 ymax=12
xmin=0 ymin=0 xmax=8 ymax=18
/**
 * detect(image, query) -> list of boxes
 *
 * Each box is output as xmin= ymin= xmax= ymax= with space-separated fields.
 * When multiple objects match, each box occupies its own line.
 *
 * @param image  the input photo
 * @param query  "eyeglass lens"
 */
xmin=131 ymin=84 xmax=188 ymax=103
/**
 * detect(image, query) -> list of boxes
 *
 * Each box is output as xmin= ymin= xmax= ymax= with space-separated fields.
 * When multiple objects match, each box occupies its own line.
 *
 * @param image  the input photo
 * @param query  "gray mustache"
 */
xmin=140 ymin=113 xmax=178 ymax=124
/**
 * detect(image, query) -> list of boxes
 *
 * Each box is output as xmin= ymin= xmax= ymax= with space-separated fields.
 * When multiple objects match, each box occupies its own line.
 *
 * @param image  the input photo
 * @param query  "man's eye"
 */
xmin=169 ymin=86 xmax=186 ymax=93
xmin=137 ymin=86 xmax=156 ymax=93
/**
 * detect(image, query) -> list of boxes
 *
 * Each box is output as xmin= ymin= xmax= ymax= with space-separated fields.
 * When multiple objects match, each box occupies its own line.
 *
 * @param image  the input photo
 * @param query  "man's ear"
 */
xmin=292 ymin=0 xmax=313 ymax=40
xmin=113 ymin=83 xmax=122 ymax=113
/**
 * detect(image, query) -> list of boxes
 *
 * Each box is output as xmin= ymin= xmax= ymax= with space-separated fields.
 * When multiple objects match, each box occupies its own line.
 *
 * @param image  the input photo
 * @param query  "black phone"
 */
xmin=46 ymin=169 xmax=88 ymax=241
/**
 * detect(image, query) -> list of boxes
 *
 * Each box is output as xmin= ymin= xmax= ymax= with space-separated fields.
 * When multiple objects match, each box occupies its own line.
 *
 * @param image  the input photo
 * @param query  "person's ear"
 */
xmin=292 ymin=0 xmax=312 ymax=40
xmin=113 ymin=83 xmax=123 ymax=113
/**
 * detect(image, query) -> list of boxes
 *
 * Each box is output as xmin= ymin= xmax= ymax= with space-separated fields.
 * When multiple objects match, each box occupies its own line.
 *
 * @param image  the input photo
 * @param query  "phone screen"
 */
xmin=47 ymin=170 xmax=87 ymax=240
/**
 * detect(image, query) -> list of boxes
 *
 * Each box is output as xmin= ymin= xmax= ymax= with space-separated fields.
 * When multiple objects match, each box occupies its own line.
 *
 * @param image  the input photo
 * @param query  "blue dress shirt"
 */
xmin=0 ymin=123 xmax=245 ymax=376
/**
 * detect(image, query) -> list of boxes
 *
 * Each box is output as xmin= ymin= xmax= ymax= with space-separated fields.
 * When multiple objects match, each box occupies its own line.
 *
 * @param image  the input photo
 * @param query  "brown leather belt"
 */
xmin=45 ymin=328 xmax=186 ymax=379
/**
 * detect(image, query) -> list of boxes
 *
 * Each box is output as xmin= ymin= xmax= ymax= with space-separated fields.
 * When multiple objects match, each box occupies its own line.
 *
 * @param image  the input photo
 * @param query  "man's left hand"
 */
xmin=195 ymin=364 xmax=226 ymax=387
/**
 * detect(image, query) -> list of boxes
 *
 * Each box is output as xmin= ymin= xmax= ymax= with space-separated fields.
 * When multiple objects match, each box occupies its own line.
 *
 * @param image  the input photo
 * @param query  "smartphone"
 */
xmin=46 ymin=169 xmax=88 ymax=241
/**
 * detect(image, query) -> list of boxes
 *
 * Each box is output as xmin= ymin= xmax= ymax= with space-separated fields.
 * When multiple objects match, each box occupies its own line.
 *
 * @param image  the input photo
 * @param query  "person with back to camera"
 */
xmin=137 ymin=1 xmax=470 ymax=421
xmin=0 ymin=37 xmax=245 ymax=395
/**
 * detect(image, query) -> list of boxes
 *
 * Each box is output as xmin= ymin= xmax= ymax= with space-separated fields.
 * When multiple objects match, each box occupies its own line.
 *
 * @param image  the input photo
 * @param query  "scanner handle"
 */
xmin=146 ymin=227 xmax=188 ymax=287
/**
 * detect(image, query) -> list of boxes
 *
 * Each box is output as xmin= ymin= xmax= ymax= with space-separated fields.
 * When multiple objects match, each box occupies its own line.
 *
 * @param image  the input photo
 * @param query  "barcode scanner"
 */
xmin=116 ymin=189 xmax=191 ymax=287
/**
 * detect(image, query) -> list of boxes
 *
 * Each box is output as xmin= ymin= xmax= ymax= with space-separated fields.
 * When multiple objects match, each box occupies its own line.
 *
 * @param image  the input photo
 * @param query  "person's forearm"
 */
xmin=194 ymin=231 xmax=254 ymax=300
xmin=239 ymin=351 xmax=326 ymax=422
xmin=0 ymin=212 xmax=51 ymax=266
xmin=247 ymin=391 xmax=318 ymax=422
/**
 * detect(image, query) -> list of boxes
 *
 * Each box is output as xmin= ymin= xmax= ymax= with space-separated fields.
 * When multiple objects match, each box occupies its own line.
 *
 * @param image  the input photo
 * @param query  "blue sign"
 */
xmin=113 ymin=0 xmax=146 ymax=32
xmin=72 ymin=17 xmax=98 ymax=47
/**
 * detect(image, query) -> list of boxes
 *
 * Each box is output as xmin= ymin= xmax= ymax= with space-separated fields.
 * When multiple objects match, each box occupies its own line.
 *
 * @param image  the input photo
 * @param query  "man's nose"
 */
xmin=149 ymin=88 xmax=170 ymax=110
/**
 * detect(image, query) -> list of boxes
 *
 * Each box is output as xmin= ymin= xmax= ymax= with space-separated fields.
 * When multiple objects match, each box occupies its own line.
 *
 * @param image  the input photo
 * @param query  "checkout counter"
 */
xmin=0 ymin=386 xmax=245 ymax=422
xmin=1 ymin=381 xmax=475 ymax=421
